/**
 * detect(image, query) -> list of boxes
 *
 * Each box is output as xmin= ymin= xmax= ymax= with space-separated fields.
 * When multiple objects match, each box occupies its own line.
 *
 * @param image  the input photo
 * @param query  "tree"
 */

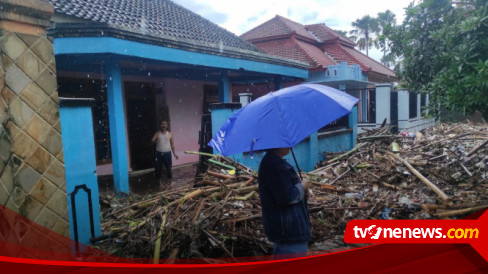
xmin=376 ymin=10 xmax=397 ymax=67
xmin=389 ymin=0 xmax=488 ymax=119
xmin=349 ymin=15 xmax=380 ymax=56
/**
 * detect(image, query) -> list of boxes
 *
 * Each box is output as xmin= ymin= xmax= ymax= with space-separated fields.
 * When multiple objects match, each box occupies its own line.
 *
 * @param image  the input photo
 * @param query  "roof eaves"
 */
xmin=48 ymin=22 xmax=309 ymax=70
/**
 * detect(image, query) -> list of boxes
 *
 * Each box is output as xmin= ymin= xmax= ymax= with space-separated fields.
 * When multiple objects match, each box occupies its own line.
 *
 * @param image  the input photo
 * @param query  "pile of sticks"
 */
xmin=96 ymin=155 xmax=269 ymax=262
xmin=308 ymin=121 xmax=488 ymax=248
xmin=95 ymin=121 xmax=488 ymax=260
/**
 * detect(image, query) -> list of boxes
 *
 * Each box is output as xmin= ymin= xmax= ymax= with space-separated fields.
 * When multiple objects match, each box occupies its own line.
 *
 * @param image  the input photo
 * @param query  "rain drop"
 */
xmin=148 ymin=72 xmax=151 ymax=76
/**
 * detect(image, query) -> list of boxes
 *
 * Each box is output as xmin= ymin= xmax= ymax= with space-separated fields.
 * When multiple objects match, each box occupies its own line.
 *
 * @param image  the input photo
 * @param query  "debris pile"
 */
xmin=96 ymin=155 xmax=268 ymax=262
xmin=95 ymin=122 xmax=488 ymax=260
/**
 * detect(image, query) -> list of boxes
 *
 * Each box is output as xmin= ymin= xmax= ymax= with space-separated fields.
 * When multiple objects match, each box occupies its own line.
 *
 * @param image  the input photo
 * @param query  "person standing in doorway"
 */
xmin=152 ymin=120 xmax=179 ymax=188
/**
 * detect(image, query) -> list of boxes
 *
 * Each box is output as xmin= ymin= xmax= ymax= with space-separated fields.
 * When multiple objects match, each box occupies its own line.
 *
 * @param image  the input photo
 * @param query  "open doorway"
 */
xmin=125 ymin=81 xmax=156 ymax=171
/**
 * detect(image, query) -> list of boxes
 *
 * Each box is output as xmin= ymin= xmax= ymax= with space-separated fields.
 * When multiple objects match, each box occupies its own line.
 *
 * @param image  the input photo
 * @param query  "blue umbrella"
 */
xmin=208 ymin=84 xmax=359 ymax=173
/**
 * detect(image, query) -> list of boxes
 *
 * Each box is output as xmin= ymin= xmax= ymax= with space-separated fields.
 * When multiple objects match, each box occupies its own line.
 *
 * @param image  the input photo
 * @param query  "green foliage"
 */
xmin=377 ymin=10 xmax=397 ymax=67
xmin=389 ymin=0 xmax=488 ymax=119
xmin=350 ymin=15 xmax=380 ymax=56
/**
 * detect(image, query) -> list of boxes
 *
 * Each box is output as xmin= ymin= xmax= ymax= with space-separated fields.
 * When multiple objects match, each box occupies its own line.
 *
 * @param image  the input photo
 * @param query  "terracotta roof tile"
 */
xmin=342 ymin=46 xmax=396 ymax=77
xmin=241 ymin=15 xmax=316 ymax=41
xmin=305 ymin=23 xmax=355 ymax=46
xmin=242 ymin=16 xmax=396 ymax=79
xmin=255 ymin=39 xmax=319 ymax=68
xmin=295 ymin=40 xmax=336 ymax=68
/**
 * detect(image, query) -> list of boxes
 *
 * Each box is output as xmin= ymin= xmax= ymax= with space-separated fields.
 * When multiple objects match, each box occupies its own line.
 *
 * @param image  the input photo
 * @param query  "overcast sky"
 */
xmin=172 ymin=0 xmax=415 ymax=62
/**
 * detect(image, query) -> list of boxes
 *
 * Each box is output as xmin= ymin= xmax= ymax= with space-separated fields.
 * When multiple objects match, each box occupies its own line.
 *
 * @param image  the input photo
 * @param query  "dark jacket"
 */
xmin=258 ymin=151 xmax=311 ymax=243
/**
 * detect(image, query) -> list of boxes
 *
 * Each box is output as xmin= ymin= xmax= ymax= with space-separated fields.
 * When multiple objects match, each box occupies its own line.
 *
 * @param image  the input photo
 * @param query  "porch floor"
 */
xmin=98 ymin=163 xmax=198 ymax=196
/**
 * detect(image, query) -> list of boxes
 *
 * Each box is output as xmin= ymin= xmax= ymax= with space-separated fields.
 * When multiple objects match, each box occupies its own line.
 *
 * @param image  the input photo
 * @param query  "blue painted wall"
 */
xmin=59 ymin=103 xmax=102 ymax=245
xmin=308 ymin=62 xmax=366 ymax=83
xmin=53 ymin=37 xmax=308 ymax=79
xmin=211 ymin=105 xmax=358 ymax=172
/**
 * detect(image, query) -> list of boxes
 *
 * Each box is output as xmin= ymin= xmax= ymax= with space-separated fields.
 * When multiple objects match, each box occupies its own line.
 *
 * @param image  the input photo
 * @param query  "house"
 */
xmin=48 ymin=0 xmax=309 ymax=194
xmin=238 ymin=15 xmax=437 ymax=133
xmin=1 ymin=0 xmax=311 ymax=245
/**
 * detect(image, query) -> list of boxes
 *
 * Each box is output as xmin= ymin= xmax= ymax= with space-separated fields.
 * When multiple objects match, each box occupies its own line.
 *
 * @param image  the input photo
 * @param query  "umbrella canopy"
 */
xmin=209 ymin=83 xmax=359 ymax=156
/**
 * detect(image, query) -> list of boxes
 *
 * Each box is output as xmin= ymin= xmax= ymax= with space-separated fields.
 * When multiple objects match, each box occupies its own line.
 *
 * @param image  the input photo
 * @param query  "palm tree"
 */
xmin=377 ymin=10 xmax=397 ymax=66
xmin=350 ymin=15 xmax=380 ymax=56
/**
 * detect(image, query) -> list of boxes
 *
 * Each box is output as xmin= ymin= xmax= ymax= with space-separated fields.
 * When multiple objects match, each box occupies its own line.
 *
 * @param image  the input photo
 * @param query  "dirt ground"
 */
xmin=98 ymin=164 xmax=198 ymax=196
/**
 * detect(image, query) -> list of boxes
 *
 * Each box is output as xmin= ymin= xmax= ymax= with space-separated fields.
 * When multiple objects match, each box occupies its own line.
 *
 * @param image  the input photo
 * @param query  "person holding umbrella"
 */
xmin=208 ymin=83 xmax=359 ymax=258
xmin=258 ymin=147 xmax=311 ymax=259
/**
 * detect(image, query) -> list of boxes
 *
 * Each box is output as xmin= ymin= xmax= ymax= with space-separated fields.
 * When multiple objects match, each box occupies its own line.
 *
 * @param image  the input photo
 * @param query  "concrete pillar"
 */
xmin=0 ymin=0 xmax=71 ymax=238
xmin=104 ymin=56 xmax=129 ymax=194
xmin=209 ymin=103 xmax=242 ymax=154
xmin=239 ymin=93 xmax=252 ymax=107
xmin=348 ymin=106 xmax=358 ymax=148
xmin=375 ymin=84 xmax=391 ymax=126
xmin=308 ymin=132 xmax=319 ymax=171
xmin=397 ymin=89 xmax=410 ymax=132
xmin=218 ymin=70 xmax=229 ymax=102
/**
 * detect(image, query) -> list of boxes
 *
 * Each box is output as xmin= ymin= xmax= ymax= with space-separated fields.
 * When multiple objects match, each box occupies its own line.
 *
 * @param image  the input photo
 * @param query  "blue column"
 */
xmin=273 ymin=77 xmax=283 ymax=91
xmin=104 ymin=56 xmax=129 ymax=194
xmin=218 ymin=70 xmax=229 ymax=102
xmin=59 ymin=100 xmax=101 ymax=245
xmin=348 ymin=106 xmax=358 ymax=148
xmin=308 ymin=132 xmax=319 ymax=171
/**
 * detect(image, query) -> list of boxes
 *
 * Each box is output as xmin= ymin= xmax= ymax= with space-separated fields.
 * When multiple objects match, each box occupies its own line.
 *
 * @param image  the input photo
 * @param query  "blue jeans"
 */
xmin=273 ymin=241 xmax=308 ymax=259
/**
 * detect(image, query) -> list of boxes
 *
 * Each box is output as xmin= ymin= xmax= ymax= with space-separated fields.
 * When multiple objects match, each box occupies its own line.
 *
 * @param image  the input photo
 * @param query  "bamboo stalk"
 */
xmin=466 ymin=139 xmax=488 ymax=157
xmin=238 ymin=175 xmax=255 ymax=187
xmin=429 ymin=154 xmax=448 ymax=161
xmin=208 ymin=159 xmax=236 ymax=170
xmin=358 ymin=135 xmax=398 ymax=141
xmin=330 ymin=167 xmax=351 ymax=185
xmin=207 ymin=170 xmax=235 ymax=180
xmin=388 ymin=152 xmax=449 ymax=201
xmin=153 ymin=213 xmax=167 ymax=264
xmin=202 ymin=230 xmax=238 ymax=262
xmin=191 ymin=198 xmax=206 ymax=225
xmin=234 ymin=184 xmax=258 ymax=194
xmin=149 ymin=182 xmax=246 ymax=217
xmin=233 ymin=191 xmax=256 ymax=201
xmin=226 ymin=214 xmax=262 ymax=223
xmin=459 ymin=163 xmax=473 ymax=177
xmin=435 ymin=205 xmax=488 ymax=218
xmin=325 ymin=142 xmax=368 ymax=165
xmin=184 ymin=150 xmax=216 ymax=157
xmin=163 ymin=248 xmax=179 ymax=264
xmin=382 ymin=182 xmax=401 ymax=190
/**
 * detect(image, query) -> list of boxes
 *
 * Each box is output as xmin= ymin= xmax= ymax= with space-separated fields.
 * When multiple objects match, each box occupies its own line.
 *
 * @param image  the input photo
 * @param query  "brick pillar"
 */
xmin=0 ymin=0 xmax=69 ymax=237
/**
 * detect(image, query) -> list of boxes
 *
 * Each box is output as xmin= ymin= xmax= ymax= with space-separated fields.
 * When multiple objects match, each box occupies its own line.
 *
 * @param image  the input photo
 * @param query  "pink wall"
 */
xmin=165 ymin=79 xmax=206 ymax=166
